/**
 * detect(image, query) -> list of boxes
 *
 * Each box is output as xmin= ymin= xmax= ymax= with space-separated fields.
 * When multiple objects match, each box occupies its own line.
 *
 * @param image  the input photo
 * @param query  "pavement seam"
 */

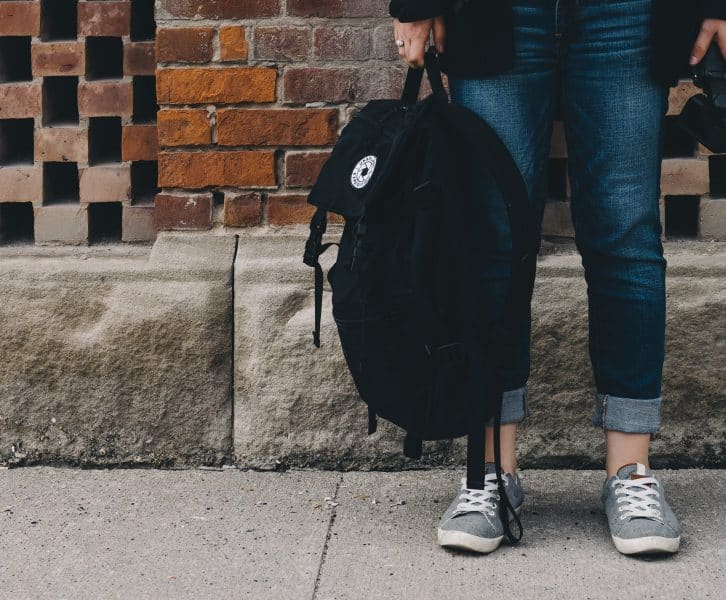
xmin=311 ymin=472 xmax=343 ymax=600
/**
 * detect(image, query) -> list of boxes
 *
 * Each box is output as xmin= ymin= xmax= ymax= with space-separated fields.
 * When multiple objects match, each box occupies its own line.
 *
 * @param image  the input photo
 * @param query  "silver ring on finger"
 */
xmin=395 ymin=39 xmax=404 ymax=48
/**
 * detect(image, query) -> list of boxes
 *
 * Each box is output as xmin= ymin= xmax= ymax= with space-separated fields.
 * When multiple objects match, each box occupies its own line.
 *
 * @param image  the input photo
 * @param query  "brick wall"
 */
xmin=0 ymin=1 xmax=724 ymax=243
xmin=0 ymin=0 xmax=158 ymax=244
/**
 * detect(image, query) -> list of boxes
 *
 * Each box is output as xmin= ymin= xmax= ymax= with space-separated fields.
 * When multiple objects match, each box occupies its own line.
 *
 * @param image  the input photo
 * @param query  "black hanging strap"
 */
xmin=303 ymin=207 xmax=338 ymax=348
xmin=465 ymin=427 xmax=486 ymax=491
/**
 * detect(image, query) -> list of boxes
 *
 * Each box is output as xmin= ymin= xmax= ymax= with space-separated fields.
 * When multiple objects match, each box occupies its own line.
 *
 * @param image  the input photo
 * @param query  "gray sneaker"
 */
xmin=602 ymin=462 xmax=682 ymax=555
xmin=437 ymin=463 xmax=524 ymax=554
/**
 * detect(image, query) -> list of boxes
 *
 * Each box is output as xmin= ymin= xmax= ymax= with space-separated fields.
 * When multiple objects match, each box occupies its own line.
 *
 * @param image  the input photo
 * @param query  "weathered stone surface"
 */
xmin=234 ymin=233 xmax=726 ymax=469
xmin=0 ymin=234 xmax=236 ymax=467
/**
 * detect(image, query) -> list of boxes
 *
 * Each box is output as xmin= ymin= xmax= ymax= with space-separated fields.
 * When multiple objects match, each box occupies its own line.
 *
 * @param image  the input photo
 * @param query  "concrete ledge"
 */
xmin=0 ymin=233 xmax=236 ymax=467
xmin=234 ymin=233 xmax=726 ymax=469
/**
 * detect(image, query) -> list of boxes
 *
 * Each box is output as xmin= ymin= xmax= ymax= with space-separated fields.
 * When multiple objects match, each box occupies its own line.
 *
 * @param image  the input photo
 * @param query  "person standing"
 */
xmin=389 ymin=0 xmax=726 ymax=555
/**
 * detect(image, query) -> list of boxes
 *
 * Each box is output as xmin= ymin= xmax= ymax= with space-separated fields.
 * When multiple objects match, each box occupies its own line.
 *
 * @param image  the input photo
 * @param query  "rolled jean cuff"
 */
xmin=592 ymin=392 xmax=662 ymax=434
xmin=486 ymin=385 xmax=529 ymax=426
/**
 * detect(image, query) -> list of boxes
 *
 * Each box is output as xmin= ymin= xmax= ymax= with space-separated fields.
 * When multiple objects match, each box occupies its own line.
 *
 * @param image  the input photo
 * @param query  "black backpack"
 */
xmin=303 ymin=49 xmax=535 ymax=543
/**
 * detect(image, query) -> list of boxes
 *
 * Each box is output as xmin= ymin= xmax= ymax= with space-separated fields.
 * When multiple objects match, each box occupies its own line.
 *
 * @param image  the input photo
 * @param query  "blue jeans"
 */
xmin=449 ymin=0 xmax=670 ymax=433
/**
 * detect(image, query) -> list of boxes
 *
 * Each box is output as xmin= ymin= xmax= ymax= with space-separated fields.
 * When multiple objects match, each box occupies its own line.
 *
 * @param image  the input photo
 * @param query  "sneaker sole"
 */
xmin=612 ymin=534 xmax=681 ymax=555
xmin=437 ymin=504 xmax=522 ymax=554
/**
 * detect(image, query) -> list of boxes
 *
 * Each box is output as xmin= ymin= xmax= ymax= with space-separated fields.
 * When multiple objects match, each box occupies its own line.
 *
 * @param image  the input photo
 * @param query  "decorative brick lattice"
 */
xmin=0 ymin=0 xmax=158 ymax=244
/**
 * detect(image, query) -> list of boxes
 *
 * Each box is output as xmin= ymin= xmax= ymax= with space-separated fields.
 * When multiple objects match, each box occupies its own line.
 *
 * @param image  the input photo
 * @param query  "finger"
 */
xmin=407 ymin=36 xmax=426 ymax=69
xmin=718 ymin=23 xmax=726 ymax=61
xmin=690 ymin=21 xmax=717 ymax=64
xmin=433 ymin=16 xmax=446 ymax=53
xmin=393 ymin=23 xmax=405 ymax=58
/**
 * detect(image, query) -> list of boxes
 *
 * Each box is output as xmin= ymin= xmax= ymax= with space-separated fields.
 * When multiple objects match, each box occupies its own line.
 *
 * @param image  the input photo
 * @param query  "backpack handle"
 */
xmin=401 ymin=47 xmax=449 ymax=105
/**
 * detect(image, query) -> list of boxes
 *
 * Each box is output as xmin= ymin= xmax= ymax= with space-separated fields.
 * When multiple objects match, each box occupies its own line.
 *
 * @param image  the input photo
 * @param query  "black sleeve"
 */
xmin=703 ymin=0 xmax=726 ymax=20
xmin=389 ymin=0 xmax=454 ymax=22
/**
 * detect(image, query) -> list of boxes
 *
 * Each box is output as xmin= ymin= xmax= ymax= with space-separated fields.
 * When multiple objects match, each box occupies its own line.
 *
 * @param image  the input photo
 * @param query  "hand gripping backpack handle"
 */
xmin=401 ymin=47 xmax=448 ymax=105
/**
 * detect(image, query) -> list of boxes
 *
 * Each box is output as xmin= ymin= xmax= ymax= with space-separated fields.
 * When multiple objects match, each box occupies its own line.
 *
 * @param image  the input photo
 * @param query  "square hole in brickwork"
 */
xmin=547 ymin=158 xmax=568 ymax=200
xmin=0 ymin=119 xmax=34 ymax=165
xmin=131 ymin=0 xmax=156 ymax=41
xmin=662 ymin=115 xmax=696 ymax=158
xmin=88 ymin=117 xmax=122 ymax=164
xmin=133 ymin=76 xmax=158 ymax=123
xmin=0 ymin=202 xmax=34 ymax=244
xmin=86 ymin=37 xmax=124 ymax=80
xmin=131 ymin=161 xmax=159 ymax=204
xmin=0 ymin=37 xmax=32 ymax=82
xmin=709 ymin=155 xmax=726 ymax=196
xmin=664 ymin=195 xmax=699 ymax=239
xmin=88 ymin=202 xmax=122 ymax=244
xmin=42 ymin=76 xmax=79 ymax=125
xmin=40 ymin=0 xmax=78 ymax=41
xmin=43 ymin=162 xmax=79 ymax=204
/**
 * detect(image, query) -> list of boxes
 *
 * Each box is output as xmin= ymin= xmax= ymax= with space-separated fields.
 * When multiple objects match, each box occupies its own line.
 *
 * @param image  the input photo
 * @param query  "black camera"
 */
xmin=678 ymin=42 xmax=726 ymax=153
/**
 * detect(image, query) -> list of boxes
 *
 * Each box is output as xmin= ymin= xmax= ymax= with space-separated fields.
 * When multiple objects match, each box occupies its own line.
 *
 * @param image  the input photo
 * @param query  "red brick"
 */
xmin=122 ymin=125 xmax=160 ymax=162
xmin=124 ymin=42 xmax=156 ymax=75
xmin=79 ymin=166 xmax=132 ymax=203
xmin=313 ymin=26 xmax=371 ymax=61
xmin=157 ymin=67 xmax=277 ymax=104
xmin=156 ymin=28 xmax=213 ymax=64
xmin=0 ymin=2 xmax=40 ymax=36
xmin=219 ymin=26 xmax=249 ymax=62
xmin=157 ymin=109 xmax=211 ymax=146
xmin=122 ymin=205 xmax=156 ymax=242
xmin=217 ymin=109 xmax=337 ymax=146
xmin=224 ymin=192 xmax=262 ymax=227
xmin=0 ymin=83 xmax=42 ymax=119
xmin=287 ymin=0 xmax=387 ymax=18
xmin=253 ymin=26 xmax=308 ymax=62
xmin=285 ymin=152 xmax=330 ymax=188
xmin=32 ymin=42 xmax=85 ymax=77
xmin=78 ymin=2 xmax=131 ymax=37
xmin=154 ymin=192 xmax=213 ymax=231
xmin=158 ymin=0 xmax=279 ymax=19
xmin=283 ymin=66 xmax=404 ymax=104
xmin=35 ymin=127 xmax=88 ymax=163
xmin=372 ymin=24 xmax=399 ymax=61
xmin=158 ymin=151 xmax=276 ymax=188
xmin=78 ymin=81 xmax=133 ymax=117
xmin=266 ymin=193 xmax=313 ymax=225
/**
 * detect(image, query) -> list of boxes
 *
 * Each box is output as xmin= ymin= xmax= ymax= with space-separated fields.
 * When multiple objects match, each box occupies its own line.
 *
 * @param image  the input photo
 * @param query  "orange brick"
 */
xmin=157 ymin=27 xmax=214 ymax=63
xmin=32 ymin=42 xmax=85 ymax=77
xmin=157 ymin=110 xmax=211 ymax=147
xmin=122 ymin=125 xmax=160 ymax=162
xmin=224 ymin=192 xmax=262 ymax=227
xmin=220 ymin=26 xmax=249 ymax=61
xmin=217 ymin=109 xmax=337 ymax=146
xmin=156 ymin=67 xmax=277 ymax=104
xmin=158 ymin=151 xmax=276 ymax=188
xmin=0 ymin=2 xmax=40 ymax=36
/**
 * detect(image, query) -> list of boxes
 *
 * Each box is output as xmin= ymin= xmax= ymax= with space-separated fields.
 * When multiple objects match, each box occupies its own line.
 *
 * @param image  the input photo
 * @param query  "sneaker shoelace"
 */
xmin=452 ymin=473 xmax=502 ymax=518
xmin=612 ymin=476 xmax=663 ymax=522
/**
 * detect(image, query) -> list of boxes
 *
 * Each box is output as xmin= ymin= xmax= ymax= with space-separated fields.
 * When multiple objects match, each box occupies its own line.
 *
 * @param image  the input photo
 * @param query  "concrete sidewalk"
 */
xmin=1 ymin=468 xmax=724 ymax=599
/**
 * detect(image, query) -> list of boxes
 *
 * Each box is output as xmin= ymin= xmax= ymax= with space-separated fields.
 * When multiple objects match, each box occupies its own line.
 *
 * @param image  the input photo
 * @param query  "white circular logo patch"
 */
xmin=351 ymin=155 xmax=377 ymax=189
